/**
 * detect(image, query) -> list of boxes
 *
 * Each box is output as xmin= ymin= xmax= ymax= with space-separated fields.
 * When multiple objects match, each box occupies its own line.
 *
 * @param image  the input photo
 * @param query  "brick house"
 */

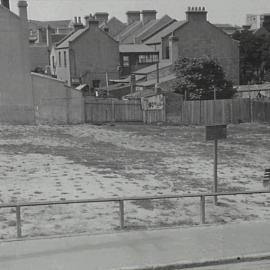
xmin=144 ymin=7 xmax=240 ymax=85
xmin=52 ymin=17 xmax=119 ymax=88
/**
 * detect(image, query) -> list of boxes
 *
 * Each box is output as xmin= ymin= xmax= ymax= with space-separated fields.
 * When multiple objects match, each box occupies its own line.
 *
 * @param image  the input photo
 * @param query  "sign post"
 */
xmin=206 ymin=125 xmax=227 ymax=205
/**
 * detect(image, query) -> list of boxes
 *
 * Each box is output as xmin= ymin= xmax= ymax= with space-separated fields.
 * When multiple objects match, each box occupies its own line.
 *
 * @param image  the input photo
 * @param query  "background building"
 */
xmin=52 ymin=17 xmax=119 ymax=88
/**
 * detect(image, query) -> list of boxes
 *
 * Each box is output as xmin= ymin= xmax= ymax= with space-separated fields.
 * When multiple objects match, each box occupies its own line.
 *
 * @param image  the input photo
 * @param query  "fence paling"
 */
xmin=2 ymin=190 xmax=270 ymax=239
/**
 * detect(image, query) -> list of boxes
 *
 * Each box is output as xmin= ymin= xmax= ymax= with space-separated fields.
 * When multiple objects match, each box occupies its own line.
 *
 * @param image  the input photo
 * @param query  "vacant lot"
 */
xmin=0 ymin=123 xmax=269 ymax=239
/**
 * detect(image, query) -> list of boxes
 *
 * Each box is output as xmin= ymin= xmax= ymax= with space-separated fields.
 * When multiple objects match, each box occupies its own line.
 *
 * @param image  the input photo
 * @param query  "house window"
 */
xmin=64 ymin=51 xmax=67 ymax=67
xmin=138 ymin=54 xmax=159 ymax=64
xmin=58 ymin=52 xmax=61 ymax=67
xmin=123 ymin=56 xmax=129 ymax=67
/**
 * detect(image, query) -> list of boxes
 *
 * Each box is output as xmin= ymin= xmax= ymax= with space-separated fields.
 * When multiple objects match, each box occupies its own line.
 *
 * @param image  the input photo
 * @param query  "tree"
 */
xmin=232 ymin=30 xmax=270 ymax=84
xmin=174 ymin=57 xmax=235 ymax=100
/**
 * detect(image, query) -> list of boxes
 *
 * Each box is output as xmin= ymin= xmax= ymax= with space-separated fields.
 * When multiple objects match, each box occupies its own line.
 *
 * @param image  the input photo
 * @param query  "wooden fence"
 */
xmin=84 ymin=97 xmax=270 ymax=125
xmin=251 ymin=100 xmax=270 ymax=123
xmin=179 ymin=99 xmax=251 ymax=125
xmin=85 ymin=98 xmax=143 ymax=122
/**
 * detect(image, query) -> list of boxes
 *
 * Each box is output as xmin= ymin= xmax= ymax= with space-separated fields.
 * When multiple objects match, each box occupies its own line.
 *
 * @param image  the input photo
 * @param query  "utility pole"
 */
xmin=156 ymin=62 xmax=160 ymax=84
xmin=105 ymin=72 xmax=109 ymax=97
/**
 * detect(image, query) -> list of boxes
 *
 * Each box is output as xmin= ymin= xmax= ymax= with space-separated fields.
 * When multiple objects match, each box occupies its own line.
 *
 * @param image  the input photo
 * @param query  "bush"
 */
xmin=174 ymin=57 xmax=236 ymax=100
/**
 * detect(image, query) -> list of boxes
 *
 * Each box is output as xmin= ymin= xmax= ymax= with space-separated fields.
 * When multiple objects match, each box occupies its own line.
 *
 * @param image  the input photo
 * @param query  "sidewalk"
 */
xmin=0 ymin=221 xmax=270 ymax=270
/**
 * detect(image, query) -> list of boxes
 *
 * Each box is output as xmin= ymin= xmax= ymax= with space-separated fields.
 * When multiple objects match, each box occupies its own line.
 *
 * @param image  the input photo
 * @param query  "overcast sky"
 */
xmin=10 ymin=0 xmax=270 ymax=26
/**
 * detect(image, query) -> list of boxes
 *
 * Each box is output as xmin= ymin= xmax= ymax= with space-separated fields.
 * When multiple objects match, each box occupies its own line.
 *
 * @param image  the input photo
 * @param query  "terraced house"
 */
xmin=143 ymin=7 xmax=240 ymax=84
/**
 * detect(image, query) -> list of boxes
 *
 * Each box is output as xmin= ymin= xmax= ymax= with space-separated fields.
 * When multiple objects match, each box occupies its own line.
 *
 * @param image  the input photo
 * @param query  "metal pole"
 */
xmin=105 ymin=72 xmax=109 ymax=97
xmin=200 ymin=196 xmax=206 ymax=224
xmin=214 ymin=139 xmax=218 ymax=205
xmin=119 ymin=200 xmax=124 ymax=229
xmin=16 ymin=206 xmax=22 ymax=238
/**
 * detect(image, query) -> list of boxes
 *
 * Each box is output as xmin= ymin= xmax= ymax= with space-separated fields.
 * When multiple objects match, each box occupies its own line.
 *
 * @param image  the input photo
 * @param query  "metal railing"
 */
xmin=0 ymin=190 xmax=270 ymax=239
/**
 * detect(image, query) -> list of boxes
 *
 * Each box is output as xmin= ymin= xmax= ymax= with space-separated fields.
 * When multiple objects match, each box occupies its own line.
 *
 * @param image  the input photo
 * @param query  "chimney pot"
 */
xmin=78 ymin=17 xmax=81 ymax=24
xmin=186 ymin=6 xmax=207 ymax=22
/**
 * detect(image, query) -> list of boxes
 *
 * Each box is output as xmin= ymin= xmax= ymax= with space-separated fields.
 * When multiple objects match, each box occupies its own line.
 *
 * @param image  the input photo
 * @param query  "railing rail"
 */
xmin=1 ymin=190 xmax=270 ymax=239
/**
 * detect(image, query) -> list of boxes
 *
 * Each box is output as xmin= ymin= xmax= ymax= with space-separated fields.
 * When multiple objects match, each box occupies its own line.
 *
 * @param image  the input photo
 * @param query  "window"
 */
xmin=138 ymin=54 xmax=159 ymax=64
xmin=58 ymin=52 xmax=61 ymax=67
xmin=123 ymin=56 xmax=129 ymax=67
xmin=64 ymin=51 xmax=67 ymax=67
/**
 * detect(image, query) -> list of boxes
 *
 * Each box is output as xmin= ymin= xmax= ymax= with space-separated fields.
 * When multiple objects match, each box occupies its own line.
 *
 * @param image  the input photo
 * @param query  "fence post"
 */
xmin=249 ymin=98 xmax=253 ymax=123
xmin=16 ymin=206 xmax=22 ymax=238
xmin=200 ymin=196 xmax=206 ymax=224
xmin=119 ymin=200 xmax=125 ymax=229
xmin=112 ymin=100 xmax=115 ymax=122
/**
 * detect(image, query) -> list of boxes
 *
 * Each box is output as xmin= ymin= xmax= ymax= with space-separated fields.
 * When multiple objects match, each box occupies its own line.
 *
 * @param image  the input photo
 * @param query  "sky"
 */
xmin=9 ymin=0 xmax=270 ymax=26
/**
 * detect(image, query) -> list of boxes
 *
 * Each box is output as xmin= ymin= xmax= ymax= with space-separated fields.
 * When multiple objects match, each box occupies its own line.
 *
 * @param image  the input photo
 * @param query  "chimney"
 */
xmin=18 ymin=0 xmax=28 ymax=21
xmin=46 ymin=25 xmax=54 ymax=47
xmin=87 ymin=15 xmax=99 ymax=27
xmin=18 ymin=1 xmax=28 ymax=39
xmin=73 ymin=16 xmax=84 ymax=31
xmin=84 ymin=15 xmax=90 ymax=25
xmin=1 ymin=0 xmax=10 ymax=9
xmin=141 ymin=10 xmax=157 ymax=25
xmin=126 ymin=11 xmax=140 ymax=25
xmin=94 ymin=12 xmax=109 ymax=24
xmin=186 ymin=6 xmax=207 ymax=22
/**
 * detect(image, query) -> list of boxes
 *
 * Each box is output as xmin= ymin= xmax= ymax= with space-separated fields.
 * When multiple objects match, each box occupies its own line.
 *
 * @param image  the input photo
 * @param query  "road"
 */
xmin=182 ymin=260 xmax=270 ymax=270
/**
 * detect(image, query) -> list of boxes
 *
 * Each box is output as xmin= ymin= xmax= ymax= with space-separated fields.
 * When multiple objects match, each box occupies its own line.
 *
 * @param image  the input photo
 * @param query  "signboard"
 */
xmin=206 ymin=125 xmax=227 ymax=141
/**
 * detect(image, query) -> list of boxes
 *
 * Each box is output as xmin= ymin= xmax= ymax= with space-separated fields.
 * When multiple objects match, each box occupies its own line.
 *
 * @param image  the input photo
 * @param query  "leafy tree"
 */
xmin=174 ymin=57 xmax=235 ymax=100
xmin=232 ymin=30 xmax=270 ymax=84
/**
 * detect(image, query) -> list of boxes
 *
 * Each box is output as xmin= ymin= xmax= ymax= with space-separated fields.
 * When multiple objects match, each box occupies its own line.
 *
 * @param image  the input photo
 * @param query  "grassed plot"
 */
xmin=0 ymin=123 xmax=269 ymax=238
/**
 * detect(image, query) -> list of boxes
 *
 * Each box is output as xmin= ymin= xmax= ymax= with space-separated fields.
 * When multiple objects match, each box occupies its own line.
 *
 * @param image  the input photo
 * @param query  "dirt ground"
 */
xmin=0 ymin=122 xmax=269 ymax=239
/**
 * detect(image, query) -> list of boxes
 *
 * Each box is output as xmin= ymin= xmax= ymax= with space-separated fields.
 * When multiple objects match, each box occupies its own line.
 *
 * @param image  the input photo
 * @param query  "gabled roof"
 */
xmin=137 ymin=15 xmax=176 ymax=43
xmin=121 ymin=20 xmax=157 ymax=44
xmin=100 ymin=17 xmax=126 ymax=37
xmin=115 ymin=20 xmax=142 ymax=42
xmin=119 ymin=44 xmax=157 ymax=53
xmin=56 ymin=28 xmax=87 ymax=49
xmin=144 ymin=20 xmax=187 ymax=44
xmin=116 ymin=15 xmax=176 ymax=44
xmin=56 ymin=23 xmax=118 ymax=49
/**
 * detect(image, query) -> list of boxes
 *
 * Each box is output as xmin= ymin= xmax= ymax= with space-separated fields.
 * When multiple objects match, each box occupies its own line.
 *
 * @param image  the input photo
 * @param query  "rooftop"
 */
xmin=119 ymin=44 xmax=157 ymax=53
xmin=56 ymin=28 xmax=87 ymax=49
xmin=144 ymin=20 xmax=187 ymax=44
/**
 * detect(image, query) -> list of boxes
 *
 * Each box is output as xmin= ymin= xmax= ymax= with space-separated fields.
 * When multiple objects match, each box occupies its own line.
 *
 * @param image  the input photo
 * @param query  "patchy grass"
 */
xmin=0 ymin=122 xmax=269 ymax=238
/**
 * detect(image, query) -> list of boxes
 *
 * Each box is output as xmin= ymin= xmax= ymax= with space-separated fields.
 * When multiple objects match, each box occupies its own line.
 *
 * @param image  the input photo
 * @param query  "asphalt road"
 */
xmin=182 ymin=260 xmax=270 ymax=270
